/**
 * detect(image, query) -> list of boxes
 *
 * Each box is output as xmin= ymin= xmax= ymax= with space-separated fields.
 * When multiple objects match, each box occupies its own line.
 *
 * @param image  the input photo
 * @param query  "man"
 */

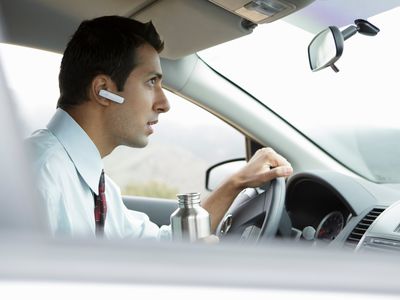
xmin=27 ymin=16 xmax=293 ymax=240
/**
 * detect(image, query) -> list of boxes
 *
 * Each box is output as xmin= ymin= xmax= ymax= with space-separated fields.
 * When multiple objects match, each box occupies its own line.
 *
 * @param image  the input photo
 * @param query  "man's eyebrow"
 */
xmin=147 ymin=72 xmax=163 ymax=79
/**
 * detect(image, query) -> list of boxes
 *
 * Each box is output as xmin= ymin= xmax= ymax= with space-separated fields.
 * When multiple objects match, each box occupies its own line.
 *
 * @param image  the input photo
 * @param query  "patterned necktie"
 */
xmin=94 ymin=169 xmax=107 ymax=236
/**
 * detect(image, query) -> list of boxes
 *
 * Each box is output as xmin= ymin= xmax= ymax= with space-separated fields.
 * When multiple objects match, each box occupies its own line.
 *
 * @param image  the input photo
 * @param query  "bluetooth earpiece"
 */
xmin=99 ymin=89 xmax=125 ymax=104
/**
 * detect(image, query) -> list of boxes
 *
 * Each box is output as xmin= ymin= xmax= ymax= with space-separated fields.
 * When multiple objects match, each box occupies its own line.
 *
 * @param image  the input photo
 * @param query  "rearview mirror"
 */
xmin=308 ymin=19 xmax=380 ymax=73
xmin=308 ymin=26 xmax=343 ymax=72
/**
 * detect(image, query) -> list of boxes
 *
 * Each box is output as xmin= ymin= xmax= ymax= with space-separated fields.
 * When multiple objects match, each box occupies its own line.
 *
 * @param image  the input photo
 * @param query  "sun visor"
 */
xmin=133 ymin=0 xmax=315 ymax=59
xmin=132 ymin=0 xmax=254 ymax=60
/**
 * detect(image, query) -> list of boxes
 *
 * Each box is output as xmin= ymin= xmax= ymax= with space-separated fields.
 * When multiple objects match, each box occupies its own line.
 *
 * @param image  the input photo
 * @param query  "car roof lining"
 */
xmin=0 ymin=0 xmax=252 ymax=58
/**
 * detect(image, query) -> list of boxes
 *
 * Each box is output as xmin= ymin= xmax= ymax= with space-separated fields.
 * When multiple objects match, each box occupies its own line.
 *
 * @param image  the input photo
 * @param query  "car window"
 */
xmin=0 ymin=43 xmax=60 ymax=136
xmin=104 ymin=91 xmax=245 ymax=199
xmin=0 ymin=43 xmax=245 ymax=199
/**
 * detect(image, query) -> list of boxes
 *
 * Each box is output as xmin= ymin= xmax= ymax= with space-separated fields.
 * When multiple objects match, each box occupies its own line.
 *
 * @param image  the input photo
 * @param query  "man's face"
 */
xmin=107 ymin=43 xmax=170 ymax=148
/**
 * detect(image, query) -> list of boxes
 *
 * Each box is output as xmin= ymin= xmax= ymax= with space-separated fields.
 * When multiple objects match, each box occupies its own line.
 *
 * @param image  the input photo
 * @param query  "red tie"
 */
xmin=94 ymin=169 xmax=107 ymax=236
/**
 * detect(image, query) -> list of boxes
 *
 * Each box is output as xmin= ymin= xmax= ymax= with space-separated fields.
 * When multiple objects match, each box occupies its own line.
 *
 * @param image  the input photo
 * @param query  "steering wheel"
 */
xmin=216 ymin=177 xmax=286 ymax=243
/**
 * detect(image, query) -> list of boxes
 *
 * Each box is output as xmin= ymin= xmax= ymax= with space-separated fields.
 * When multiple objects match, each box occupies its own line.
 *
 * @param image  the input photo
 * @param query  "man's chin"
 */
xmin=127 ymin=137 xmax=149 ymax=148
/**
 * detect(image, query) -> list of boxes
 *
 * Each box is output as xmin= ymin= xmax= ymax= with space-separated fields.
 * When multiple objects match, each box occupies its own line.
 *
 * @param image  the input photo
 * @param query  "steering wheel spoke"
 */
xmin=216 ymin=178 xmax=286 ymax=243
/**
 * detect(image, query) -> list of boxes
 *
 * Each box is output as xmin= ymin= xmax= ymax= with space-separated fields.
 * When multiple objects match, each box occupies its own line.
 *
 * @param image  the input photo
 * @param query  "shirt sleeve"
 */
xmin=104 ymin=174 xmax=172 ymax=241
xmin=123 ymin=208 xmax=172 ymax=241
xmin=158 ymin=224 xmax=172 ymax=241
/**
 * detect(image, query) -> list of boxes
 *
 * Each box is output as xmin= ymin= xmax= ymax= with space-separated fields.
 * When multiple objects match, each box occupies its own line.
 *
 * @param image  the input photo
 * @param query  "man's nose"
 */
xmin=155 ymin=88 xmax=170 ymax=113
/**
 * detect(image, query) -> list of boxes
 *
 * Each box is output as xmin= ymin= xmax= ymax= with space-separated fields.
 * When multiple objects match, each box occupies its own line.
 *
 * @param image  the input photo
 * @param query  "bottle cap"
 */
xmin=177 ymin=193 xmax=201 ymax=205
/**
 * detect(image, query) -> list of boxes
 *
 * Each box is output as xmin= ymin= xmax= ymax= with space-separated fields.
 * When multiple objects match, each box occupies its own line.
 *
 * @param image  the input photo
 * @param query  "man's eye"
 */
xmin=149 ymin=78 xmax=157 ymax=85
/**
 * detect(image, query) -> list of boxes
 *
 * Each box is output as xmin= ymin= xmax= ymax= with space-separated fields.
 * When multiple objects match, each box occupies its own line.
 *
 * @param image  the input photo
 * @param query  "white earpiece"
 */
xmin=99 ymin=89 xmax=125 ymax=104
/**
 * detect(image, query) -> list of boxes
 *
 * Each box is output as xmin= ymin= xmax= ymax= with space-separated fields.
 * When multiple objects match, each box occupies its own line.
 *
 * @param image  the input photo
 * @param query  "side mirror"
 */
xmin=308 ymin=19 xmax=380 ymax=73
xmin=205 ymin=159 xmax=246 ymax=191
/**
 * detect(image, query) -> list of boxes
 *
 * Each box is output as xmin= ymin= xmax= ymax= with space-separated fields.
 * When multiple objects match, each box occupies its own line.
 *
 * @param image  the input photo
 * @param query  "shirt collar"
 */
xmin=47 ymin=108 xmax=103 ymax=195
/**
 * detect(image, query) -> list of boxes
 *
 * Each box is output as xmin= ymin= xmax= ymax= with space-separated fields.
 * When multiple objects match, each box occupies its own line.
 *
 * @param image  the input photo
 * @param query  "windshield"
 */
xmin=198 ymin=7 xmax=400 ymax=183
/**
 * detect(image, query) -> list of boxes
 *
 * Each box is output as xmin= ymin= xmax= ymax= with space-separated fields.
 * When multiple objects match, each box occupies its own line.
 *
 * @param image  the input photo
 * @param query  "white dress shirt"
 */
xmin=26 ymin=108 xmax=171 ymax=240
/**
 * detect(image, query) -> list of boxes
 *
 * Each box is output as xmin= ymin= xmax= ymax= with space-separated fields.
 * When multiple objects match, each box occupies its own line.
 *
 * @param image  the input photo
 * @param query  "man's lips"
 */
xmin=147 ymin=120 xmax=158 ymax=126
xmin=146 ymin=120 xmax=158 ymax=134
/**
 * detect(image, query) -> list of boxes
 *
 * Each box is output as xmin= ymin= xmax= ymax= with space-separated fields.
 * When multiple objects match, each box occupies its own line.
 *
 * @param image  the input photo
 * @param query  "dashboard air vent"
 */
xmin=346 ymin=208 xmax=385 ymax=247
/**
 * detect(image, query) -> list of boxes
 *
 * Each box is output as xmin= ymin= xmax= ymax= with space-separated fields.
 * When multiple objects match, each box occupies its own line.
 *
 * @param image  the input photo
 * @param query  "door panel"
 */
xmin=123 ymin=196 xmax=178 ymax=226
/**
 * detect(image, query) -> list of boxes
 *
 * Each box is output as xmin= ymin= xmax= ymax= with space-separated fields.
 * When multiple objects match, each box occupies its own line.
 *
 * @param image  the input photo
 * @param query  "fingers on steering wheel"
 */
xmin=260 ymin=148 xmax=291 ymax=169
xmin=258 ymin=148 xmax=289 ymax=167
xmin=266 ymin=166 xmax=293 ymax=181
xmin=265 ymin=165 xmax=293 ymax=181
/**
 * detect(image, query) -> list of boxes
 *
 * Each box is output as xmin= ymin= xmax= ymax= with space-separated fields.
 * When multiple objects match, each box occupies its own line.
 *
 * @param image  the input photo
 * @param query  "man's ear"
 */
xmin=90 ymin=75 xmax=118 ymax=107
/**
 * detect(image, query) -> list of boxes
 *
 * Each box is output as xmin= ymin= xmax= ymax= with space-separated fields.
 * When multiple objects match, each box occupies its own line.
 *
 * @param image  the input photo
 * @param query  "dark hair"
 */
xmin=57 ymin=16 xmax=164 ymax=109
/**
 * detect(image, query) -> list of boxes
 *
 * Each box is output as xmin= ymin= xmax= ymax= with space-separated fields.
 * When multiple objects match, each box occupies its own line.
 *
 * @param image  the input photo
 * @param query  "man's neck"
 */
xmin=64 ymin=105 xmax=114 ymax=158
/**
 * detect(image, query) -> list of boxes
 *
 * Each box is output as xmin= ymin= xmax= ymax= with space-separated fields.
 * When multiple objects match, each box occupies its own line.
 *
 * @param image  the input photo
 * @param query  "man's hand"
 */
xmin=197 ymin=234 xmax=220 ymax=244
xmin=229 ymin=147 xmax=293 ymax=190
xmin=202 ymin=147 xmax=293 ymax=232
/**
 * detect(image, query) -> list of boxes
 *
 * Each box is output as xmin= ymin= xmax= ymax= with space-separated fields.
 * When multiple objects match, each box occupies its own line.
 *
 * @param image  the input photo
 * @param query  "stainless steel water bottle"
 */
xmin=170 ymin=193 xmax=211 ymax=242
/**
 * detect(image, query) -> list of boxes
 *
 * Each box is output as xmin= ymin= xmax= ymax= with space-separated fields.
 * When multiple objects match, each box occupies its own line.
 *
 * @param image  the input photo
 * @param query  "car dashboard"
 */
xmin=285 ymin=171 xmax=400 ymax=252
